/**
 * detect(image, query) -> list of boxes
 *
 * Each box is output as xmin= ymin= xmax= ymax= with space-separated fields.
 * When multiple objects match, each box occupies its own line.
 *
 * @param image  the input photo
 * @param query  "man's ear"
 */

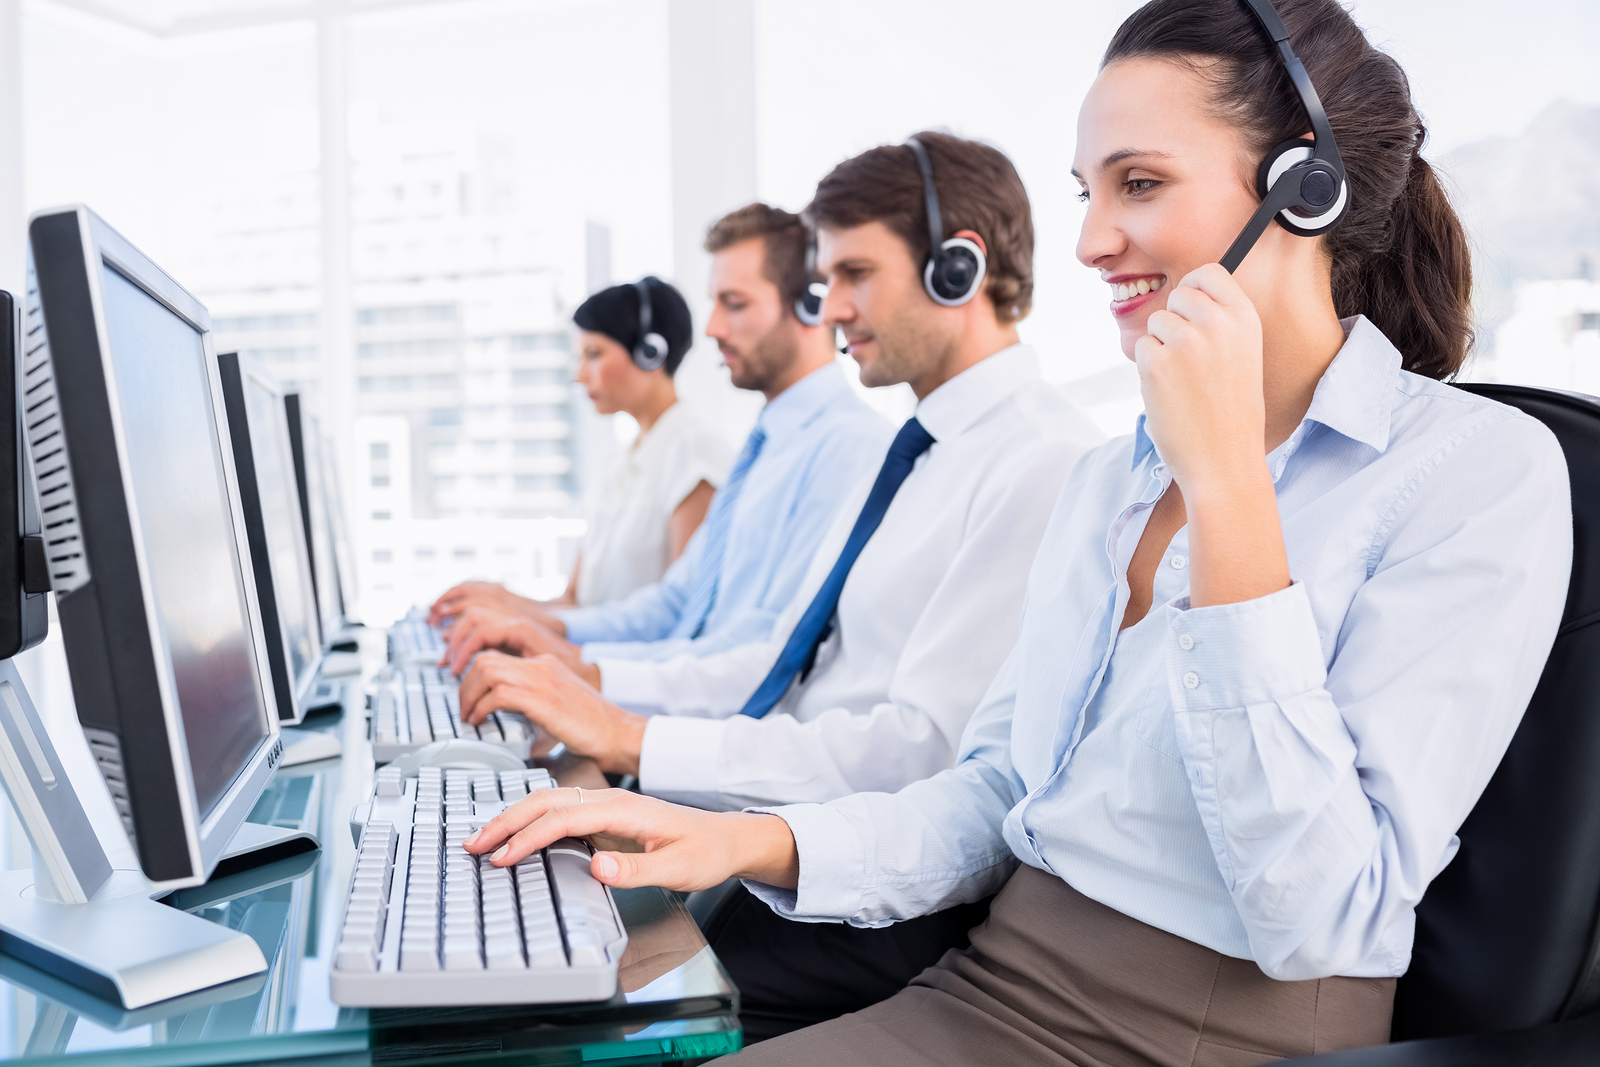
xmin=950 ymin=229 xmax=987 ymax=257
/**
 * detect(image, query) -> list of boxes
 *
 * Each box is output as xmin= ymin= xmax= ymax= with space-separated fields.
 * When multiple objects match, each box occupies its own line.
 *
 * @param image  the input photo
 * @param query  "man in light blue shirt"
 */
xmin=430 ymin=204 xmax=888 ymax=662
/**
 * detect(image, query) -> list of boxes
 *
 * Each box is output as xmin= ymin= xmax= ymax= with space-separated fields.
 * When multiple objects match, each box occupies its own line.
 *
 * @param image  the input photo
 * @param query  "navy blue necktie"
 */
xmin=739 ymin=417 xmax=936 ymax=718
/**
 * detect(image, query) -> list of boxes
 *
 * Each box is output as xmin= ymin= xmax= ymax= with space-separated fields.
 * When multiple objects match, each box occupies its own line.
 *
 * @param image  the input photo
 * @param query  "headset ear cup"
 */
xmin=923 ymin=237 xmax=988 ymax=307
xmin=794 ymin=282 xmax=825 ymax=326
xmin=1255 ymin=138 xmax=1349 ymax=238
xmin=1256 ymin=138 xmax=1315 ymax=198
xmin=634 ymin=332 xmax=670 ymax=372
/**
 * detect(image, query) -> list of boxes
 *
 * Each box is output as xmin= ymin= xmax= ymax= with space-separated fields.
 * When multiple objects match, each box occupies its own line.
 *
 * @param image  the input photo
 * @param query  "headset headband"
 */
xmin=905 ymin=137 xmax=946 ymax=250
xmin=1219 ymin=0 xmax=1350 ymax=272
xmin=634 ymin=277 xmax=653 ymax=338
xmin=1242 ymin=0 xmax=1345 ymax=182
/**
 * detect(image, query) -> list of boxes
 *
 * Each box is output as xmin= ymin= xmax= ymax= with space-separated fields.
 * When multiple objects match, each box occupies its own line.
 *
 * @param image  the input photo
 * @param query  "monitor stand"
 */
xmin=0 ymin=659 xmax=311 ymax=1009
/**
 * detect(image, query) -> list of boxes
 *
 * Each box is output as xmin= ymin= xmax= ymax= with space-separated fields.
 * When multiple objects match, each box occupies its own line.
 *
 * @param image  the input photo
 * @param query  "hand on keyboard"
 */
xmin=428 ymin=581 xmax=564 ymax=633
xmin=332 ymin=766 xmax=627 ymax=1006
xmin=463 ymin=786 xmax=800 ymax=894
xmin=437 ymin=606 xmax=583 ymax=676
xmin=457 ymin=651 xmax=640 ymax=775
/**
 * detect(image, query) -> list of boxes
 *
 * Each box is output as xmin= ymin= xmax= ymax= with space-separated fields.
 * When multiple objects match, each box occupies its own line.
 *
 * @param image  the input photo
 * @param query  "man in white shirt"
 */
xmin=449 ymin=132 xmax=1104 ymax=1039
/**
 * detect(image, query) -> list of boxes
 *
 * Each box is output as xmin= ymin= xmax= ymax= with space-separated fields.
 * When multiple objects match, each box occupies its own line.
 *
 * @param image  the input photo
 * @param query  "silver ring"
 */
xmin=575 ymin=787 xmax=584 ymax=804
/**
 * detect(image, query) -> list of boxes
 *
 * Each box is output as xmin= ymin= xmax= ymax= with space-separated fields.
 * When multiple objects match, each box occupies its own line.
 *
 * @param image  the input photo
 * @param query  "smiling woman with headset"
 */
xmin=554 ymin=277 xmax=731 ymax=608
xmin=463 ymin=1 xmax=1572 ymax=1062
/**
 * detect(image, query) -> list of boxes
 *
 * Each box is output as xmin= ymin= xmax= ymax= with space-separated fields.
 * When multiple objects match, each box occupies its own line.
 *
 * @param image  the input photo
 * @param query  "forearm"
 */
xmin=1181 ymin=461 xmax=1290 ymax=609
xmin=747 ymin=757 xmax=1021 ymax=925
xmin=639 ymin=702 xmax=957 ymax=810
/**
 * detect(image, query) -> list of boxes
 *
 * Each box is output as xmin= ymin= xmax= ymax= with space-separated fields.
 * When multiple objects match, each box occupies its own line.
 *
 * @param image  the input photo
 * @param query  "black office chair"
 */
xmin=1289 ymin=383 xmax=1600 ymax=1064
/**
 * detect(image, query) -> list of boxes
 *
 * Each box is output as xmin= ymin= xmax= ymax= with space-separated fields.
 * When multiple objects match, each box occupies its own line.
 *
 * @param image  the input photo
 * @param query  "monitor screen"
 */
xmin=243 ymin=373 xmax=319 ymax=695
xmin=299 ymin=416 xmax=341 ymax=642
xmin=99 ymin=264 xmax=271 ymax=818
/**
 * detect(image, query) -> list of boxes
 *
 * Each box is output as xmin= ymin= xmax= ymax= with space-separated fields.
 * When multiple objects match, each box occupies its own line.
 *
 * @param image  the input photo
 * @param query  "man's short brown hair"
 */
xmin=703 ymin=203 xmax=809 ymax=320
xmin=804 ymin=131 xmax=1033 ymax=323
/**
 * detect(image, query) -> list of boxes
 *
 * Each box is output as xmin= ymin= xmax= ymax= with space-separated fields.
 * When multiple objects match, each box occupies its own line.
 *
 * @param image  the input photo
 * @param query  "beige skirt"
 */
xmin=722 ymin=863 xmax=1394 ymax=1066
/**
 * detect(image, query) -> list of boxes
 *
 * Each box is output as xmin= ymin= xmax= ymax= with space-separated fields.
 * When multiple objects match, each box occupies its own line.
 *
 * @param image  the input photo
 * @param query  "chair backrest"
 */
xmin=1394 ymin=383 xmax=1600 ymax=1041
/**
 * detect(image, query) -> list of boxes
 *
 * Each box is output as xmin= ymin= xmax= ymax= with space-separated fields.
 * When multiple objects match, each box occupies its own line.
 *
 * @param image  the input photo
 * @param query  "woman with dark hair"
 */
xmin=560 ymin=277 xmax=731 ymax=608
xmin=463 ymin=2 xmax=1572 ymax=1062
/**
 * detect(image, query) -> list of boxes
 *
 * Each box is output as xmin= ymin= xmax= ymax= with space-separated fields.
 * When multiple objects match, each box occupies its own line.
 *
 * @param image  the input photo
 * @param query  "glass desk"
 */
xmin=0 ymin=646 xmax=741 ymax=1066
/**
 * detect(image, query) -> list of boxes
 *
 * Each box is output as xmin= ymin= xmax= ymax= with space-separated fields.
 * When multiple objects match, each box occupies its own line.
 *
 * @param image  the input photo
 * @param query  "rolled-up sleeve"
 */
xmin=744 ymin=648 xmax=1028 ymax=926
xmin=1168 ymin=412 xmax=1572 ymax=980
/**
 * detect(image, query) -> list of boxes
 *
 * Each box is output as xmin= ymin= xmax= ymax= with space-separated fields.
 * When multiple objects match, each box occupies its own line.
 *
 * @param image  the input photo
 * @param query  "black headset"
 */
xmin=795 ymin=236 xmax=825 ymax=326
xmin=905 ymin=137 xmax=988 ymax=307
xmin=631 ymin=277 xmax=670 ymax=371
xmin=1218 ymin=0 xmax=1350 ymax=273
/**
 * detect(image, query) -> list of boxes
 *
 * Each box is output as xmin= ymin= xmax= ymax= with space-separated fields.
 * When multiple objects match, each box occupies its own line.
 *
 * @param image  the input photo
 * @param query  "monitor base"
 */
xmin=0 ymin=867 xmax=267 ymax=1009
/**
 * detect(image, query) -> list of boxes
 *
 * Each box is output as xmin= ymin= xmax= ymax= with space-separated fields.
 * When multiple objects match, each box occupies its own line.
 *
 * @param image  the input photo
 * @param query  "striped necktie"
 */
xmin=669 ymin=424 xmax=767 ymax=640
xmin=738 ymin=417 xmax=936 ymax=718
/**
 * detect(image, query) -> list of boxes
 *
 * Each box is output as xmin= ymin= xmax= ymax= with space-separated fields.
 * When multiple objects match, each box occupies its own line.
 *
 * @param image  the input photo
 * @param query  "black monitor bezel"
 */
xmin=217 ymin=351 xmax=325 ymax=724
xmin=26 ymin=205 xmax=283 ymax=889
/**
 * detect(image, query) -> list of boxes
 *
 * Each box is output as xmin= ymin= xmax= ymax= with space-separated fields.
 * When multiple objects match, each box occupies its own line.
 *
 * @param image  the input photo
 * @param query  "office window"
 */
xmin=512 ymin=368 xmax=568 ymax=388
xmin=429 ymin=407 xmax=462 ymax=426
xmin=370 ymin=442 xmax=389 ymax=460
xmin=428 ymin=440 xmax=456 ymax=456
xmin=357 ymin=303 xmax=457 ymax=326
xmin=371 ymin=475 xmax=390 ymax=487
xmin=424 ymin=373 xmax=460 ymax=389
xmin=358 ymin=338 xmax=459 ymax=359
xmin=432 ymin=475 xmax=458 ymax=490
xmin=414 ymin=547 xmax=435 ymax=559
xmin=213 ymin=312 xmax=316 ymax=331
xmin=1581 ymin=312 xmax=1600 ymax=331
xmin=473 ymin=439 xmax=497 ymax=454
xmin=512 ymin=404 xmax=566 ymax=423
xmin=515 ymin=474 xmax=566 ymax=493
xmin=452 ymin=547 xmax=476 ymax=559
xmin=372 ymin=510 xmax=391 ymax=521
xmin=513 ymin=439 xmax=560 ymax=457
xmin=242 ymin=346 xmax=317 ymax=363
xmin=509 ymin=332 xmax=567 ymax=351
xmin=373 ymin=549 xmax=393 ymax=563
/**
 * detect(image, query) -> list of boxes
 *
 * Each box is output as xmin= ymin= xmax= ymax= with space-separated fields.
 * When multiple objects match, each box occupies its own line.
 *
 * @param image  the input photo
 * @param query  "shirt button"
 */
xmin=1170 ymin=554 xmax=1187 ymax=570
xmin=1182 ymin=672 xmax=1200 ymax=689
xmin=1178 ymin=634 xmax=1194 ymax=651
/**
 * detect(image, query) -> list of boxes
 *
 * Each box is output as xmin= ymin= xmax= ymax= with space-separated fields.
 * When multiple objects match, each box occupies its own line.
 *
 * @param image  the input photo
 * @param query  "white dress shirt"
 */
xmin=747 ymin=318 xmax=1573 ymax=982
xmin=601 ymin=345 xmax=1105 ymax=811
xmin=576 ymin=401 xmax=733 ymax=607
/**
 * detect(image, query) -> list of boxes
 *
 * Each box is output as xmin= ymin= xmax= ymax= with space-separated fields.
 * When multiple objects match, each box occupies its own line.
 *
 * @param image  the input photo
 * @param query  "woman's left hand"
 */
xmin=1135 ymin=263 xmax=1266 ymax=495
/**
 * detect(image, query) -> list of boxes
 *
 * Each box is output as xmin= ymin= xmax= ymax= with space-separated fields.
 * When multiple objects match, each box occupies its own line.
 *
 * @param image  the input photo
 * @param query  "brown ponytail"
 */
xmin=1104 ymin=0 xmax=1474 ymax=379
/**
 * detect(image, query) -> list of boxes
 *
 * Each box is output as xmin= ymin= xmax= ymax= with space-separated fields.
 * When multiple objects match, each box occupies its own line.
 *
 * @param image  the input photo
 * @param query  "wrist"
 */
xmin=731 ymin=812 xmax=799 ymax=889
xmin=601 ymin=709 xmax=646 ymax=777
xmin=1173 ymin=453 xmax=1274 ymax=510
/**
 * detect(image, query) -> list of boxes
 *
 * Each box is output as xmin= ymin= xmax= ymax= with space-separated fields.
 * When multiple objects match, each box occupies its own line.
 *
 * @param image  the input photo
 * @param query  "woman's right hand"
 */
xmin=438 ymin=606 xmax=577 ymax=674
xmin=428 ymin=581 xmax=561 ymax=632
xmin=463 ymin=787 xmax=800 ymax=893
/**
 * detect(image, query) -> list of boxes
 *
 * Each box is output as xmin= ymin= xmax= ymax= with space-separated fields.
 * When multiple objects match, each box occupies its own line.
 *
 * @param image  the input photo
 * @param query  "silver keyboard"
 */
xmin=370 ymin=665 xmax=533 ymax=763
xmin=332 ymin=764 xmax=626 ymax=1007
xmin=388 ymin=608 xmax=447 ymax=665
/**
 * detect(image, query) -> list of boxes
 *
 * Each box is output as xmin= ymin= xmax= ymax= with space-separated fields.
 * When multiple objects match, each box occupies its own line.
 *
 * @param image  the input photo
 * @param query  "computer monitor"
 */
xmin=24 ymin=206 xmax=283 ymax=888
xmin=0 ymin=289 xmax=49 ymax=658
xmin=217 ymin=352 xmax=324 ymax=724
xmin=284 ymin=396 xmax=345 ymax=648
xmin=320 ymin=430 xmax=360 ymax=626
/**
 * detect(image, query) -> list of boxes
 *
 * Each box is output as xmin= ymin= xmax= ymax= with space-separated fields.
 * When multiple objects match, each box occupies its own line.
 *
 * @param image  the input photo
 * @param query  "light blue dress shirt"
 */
xmin=562 ymin=363 xmax=890 ymax=662
xmin=750 ymin=318 xmax=1572 ymax=982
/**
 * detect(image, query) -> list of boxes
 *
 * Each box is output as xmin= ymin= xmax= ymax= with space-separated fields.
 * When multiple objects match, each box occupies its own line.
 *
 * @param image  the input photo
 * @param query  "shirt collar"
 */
xmin=757 ymin=361 xmax=853 ymax=446
xmin=915 ymin=343 xmax=1041 ymax=442
xmin=1131 ymin=315 xmax=1400 ymax=474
